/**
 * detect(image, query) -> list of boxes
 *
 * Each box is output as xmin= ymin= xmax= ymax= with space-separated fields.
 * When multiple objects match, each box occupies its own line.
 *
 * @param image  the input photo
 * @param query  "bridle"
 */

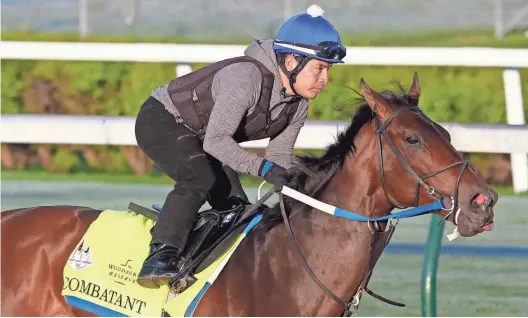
xmin=277 ymin=104 xmax=471 ymax=316
xmin=374 ymin=105 xmax=469 ymax=224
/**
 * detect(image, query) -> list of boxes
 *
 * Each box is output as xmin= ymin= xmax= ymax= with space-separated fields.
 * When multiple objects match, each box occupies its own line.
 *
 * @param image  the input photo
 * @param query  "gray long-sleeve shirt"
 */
xmin=152 ymin=39 xmax=309 ymax=176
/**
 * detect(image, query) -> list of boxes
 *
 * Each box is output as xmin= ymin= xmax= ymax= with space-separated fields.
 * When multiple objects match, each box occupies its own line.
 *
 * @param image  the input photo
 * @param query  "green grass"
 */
xmin=2 ymin=169 xmax=527 ymax=197
xmin=340 ymin=28 xmax=528 ymax=48
xmin=3 ymin=28 xmax=527 ymax=48
xmin=0 ymin=169 xmax=266 ymax=188
xmin=1 ymin=170 xmax=173 ymax=184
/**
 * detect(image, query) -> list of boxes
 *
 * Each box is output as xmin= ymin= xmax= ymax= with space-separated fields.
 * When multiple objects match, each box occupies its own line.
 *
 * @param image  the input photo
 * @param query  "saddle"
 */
xmin=128 ymin=197 xmax=267 ymax=294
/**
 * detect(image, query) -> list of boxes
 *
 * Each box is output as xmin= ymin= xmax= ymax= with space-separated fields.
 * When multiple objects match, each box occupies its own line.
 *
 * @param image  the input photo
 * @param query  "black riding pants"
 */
xmin=135 ymin=97 xmax=247 ymax=250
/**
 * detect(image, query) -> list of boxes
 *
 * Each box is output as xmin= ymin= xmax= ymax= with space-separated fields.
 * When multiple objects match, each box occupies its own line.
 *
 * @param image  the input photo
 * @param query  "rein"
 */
xmin=260 ymin=105 xmax=471 ymax=316
xmin=274 ymin=189 xmax=402 ymax=316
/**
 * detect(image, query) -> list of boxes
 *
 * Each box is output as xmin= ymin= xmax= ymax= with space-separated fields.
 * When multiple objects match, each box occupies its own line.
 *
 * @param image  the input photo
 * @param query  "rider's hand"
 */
xmin=258 ymin=160 xmax=289 ymax=190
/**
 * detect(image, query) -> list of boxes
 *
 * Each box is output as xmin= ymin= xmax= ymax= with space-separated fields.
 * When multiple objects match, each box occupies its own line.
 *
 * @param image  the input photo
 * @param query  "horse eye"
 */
xmin=405 ymin=136 xmax=420 ymax=146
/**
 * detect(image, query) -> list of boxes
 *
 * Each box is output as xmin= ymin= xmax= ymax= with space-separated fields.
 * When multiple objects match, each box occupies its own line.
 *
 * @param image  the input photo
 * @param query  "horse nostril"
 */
xmin=471 ymin=192 xmax=490 ymax=208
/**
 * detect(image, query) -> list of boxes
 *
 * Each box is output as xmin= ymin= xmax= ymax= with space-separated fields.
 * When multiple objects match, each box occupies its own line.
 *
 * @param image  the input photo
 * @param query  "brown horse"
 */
xmin=1 ymin=74 xmax=497 ymax=316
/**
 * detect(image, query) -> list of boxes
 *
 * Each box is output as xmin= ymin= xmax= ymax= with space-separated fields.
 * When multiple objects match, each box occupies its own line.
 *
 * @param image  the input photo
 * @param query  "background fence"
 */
xmin=3 ymin=0 xmax=528 ymax=40
xmin=2 ymin=41 xmax=528 ymax=193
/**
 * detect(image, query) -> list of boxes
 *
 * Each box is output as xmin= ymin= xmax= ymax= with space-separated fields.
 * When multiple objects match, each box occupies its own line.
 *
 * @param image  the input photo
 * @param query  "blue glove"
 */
xmin=259 ymin=160 xmax=288 ymax=190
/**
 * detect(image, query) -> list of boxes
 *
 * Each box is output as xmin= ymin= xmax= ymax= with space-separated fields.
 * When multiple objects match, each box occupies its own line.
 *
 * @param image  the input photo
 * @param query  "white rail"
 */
xmin=1 ymin=41 xmax=526 ymax=191
xmin=2 ymin=115 xmax=528 ymax=154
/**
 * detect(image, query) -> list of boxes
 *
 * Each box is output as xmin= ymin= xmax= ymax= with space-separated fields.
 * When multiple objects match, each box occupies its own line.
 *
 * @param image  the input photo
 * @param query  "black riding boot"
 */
xmin=137 ymin=185 xmax=207 ymax=288
xmin=137 ymin=243 xmax=184 ymax=288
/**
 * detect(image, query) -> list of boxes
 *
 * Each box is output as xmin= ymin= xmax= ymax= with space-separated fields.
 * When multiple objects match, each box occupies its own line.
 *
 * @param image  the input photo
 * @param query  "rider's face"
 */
xmin=284 ymin=56 xmax=331 ymax=99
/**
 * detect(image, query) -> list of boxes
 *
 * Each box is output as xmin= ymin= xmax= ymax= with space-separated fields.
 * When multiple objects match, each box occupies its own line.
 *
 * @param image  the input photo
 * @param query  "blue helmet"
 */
xmin=273 ymin=5 xmax=346 ymax=64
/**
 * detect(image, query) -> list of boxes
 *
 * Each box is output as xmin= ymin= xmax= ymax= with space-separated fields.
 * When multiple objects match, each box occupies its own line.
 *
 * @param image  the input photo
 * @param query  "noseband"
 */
xmin=374 ymin=105 xmax=469 ymax=224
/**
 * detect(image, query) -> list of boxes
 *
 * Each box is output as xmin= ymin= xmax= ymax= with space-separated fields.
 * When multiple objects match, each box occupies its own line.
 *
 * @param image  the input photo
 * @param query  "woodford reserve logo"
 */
xmin=109 ymin=259 xmax=137 ymax=285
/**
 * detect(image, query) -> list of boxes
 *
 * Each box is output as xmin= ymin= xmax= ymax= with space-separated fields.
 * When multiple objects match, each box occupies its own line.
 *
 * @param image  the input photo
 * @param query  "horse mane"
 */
xmin=260 ymin=81 xmax=414 ymax=229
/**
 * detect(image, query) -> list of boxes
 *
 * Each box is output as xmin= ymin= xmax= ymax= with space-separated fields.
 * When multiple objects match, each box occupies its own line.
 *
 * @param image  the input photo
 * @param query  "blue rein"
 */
xmin=279 ymin=185 xmax=443 ymax=223
xmin=334 ymin=200 xmax=444 ymax=222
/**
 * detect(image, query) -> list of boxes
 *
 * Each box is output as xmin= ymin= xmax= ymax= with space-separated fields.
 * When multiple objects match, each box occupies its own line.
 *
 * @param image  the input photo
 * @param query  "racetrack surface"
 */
xmin=2 ymin=180 xmax=527 ymax=316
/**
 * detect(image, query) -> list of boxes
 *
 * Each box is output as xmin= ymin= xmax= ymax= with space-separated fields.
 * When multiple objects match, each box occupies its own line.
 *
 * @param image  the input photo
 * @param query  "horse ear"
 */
xmin=360 ymin=78 xmax=392 ymax=119
xmin=408 ymin=72 xmax=420 ymax=104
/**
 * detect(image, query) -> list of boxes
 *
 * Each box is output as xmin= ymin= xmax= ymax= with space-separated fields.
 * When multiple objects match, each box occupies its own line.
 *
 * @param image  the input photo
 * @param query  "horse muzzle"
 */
xmin=447 ymin=187 xmax=496 ymax=237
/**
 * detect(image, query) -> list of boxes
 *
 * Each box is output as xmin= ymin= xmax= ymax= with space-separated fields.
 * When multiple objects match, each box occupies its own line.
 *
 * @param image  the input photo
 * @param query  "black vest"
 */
xmin=167 ymin=56 xmax=300 ymax=141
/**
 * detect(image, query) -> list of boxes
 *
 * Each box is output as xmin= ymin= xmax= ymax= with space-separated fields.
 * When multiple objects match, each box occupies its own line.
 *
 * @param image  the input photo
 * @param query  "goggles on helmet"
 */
xmin=274 ymin=40 xmax=346 ymax=61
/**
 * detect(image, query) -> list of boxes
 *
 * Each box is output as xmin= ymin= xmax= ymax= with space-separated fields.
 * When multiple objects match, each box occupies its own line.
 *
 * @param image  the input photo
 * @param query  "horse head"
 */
xmin=353 ymin=73 xmax=497 ymax=237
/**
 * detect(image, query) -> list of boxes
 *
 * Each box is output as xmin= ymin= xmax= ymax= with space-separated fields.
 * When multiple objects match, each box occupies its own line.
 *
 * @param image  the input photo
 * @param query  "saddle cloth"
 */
xmin=62 ymin=209 xmax=262 ymax=317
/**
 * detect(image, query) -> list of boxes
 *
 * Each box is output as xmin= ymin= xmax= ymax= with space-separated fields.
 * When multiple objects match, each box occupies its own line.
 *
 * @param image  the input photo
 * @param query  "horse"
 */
xmin=1 ymin=74 xmax=497 ymax=316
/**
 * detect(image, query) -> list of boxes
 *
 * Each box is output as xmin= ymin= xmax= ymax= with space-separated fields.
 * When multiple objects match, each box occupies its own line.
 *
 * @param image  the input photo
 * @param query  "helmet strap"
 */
xmin=278 ymin=54 xmax=310 ymax=97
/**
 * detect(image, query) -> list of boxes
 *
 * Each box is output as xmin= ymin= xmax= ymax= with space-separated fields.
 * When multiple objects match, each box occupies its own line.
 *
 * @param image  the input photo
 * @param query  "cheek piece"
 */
xmin=278 ymin=55 xmax=311 ymax=97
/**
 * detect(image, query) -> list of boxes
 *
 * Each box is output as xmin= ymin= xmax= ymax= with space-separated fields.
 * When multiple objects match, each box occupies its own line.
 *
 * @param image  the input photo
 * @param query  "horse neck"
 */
xmin=322 ymin=122 xmax=392 ymax=219
xmin=248 ymin=123 xmax=393 ymax=316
